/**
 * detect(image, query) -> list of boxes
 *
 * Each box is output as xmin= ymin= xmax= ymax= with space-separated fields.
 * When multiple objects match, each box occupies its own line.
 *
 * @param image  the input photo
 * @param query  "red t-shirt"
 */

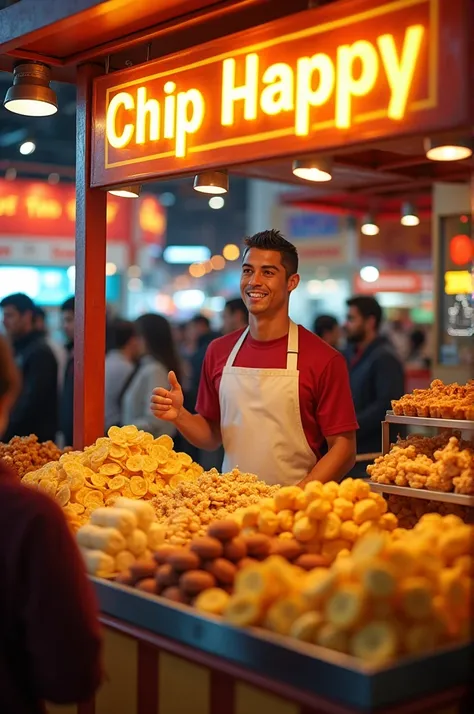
xmin=196 ymin=325 xmax=358 ymax=457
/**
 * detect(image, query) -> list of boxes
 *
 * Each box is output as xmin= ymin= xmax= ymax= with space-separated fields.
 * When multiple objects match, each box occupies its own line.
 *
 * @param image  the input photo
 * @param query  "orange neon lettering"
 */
xmin=175 ymin=89 xmax=205 ymax=158
xmin=260 ymin=62 xmax=294 ymax=116
xmin=136 ymin=87 xmax=160 ymax=144
xmin=336 ymin=40 xmax=378 ymax=129
xmin=106 ymin=92 xmax=135 ymax=148
xmin=378 ymin=25 xmax=424 ymax=120
xmin=295 ymin=53 xmax=334 ymax=136
xmin=221 ymin=54 xmax=259 ymax=125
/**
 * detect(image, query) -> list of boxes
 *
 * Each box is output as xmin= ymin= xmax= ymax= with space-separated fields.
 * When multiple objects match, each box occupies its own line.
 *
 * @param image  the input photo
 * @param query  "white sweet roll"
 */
xmin=114 ymin=498 xmax=156 ymax=532
xmin=90 ymin=507 xmax=137 ymax=535
xmin=82 ymin=549 xmax=115 ymax=577
xmin=147 ymin=522 xmax=166 ymax=550
xmin=126 ymin=529 xmax=148 ymax=557
xmin=77 ymin=525 xmax=126 ymax=555
xmin=115 ymin=550 xmax=136 ymax=572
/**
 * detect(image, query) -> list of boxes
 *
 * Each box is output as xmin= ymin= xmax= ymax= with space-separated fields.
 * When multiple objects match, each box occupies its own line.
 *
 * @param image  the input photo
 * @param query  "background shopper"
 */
xmin=0 ymin=293 xmax=58 ymax=442
xmin=313 ymin=314 xmax=341 ymax=349
xmin=122 ymin=313 xmax=181 ymax=437
xmin=222 ymin=298 xmax=248 ymax=335
xmin=0 ymin=334 xmax=102 ymax=714
xmin=344 ymin=295 xmax=404 ymax=475
xmin=59 ymin=296 xmax=75 ymax=447
xmin=104 ymin=318 xmax=141 ymax=430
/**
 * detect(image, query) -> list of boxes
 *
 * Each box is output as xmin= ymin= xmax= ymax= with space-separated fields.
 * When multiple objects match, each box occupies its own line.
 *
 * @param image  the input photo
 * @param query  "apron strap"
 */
xmin=225 ymin=322 xmax=299 ymax=369
xmin=286 ymin=320 xmax=299 ymax=370
xmin=226 ymin=327 xmax=249 ymax=367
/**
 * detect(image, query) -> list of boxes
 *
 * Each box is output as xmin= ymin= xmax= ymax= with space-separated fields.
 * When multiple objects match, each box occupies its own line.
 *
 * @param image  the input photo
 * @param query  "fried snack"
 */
xmin=392 ymin=379 xmax=474 ymax=420
xmin=20 ymin=428 xmax=204 ymax=529
xmin=386 ymin=494 xmax=471 ymax=529
xmin=0 ymin=434 xmax=68 ymax=479
xmin=235 ymin=479 xmax=394 ymax=563
xmin=368 ymin=436 xmax=474 ymax=495
xmin=153 ymin=469 xmax=279 ymax=546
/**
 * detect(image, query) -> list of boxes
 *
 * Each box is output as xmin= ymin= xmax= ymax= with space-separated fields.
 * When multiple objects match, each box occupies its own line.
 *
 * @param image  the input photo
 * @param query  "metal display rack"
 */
xmin=367 ymin=411 xmax=474 ymax=508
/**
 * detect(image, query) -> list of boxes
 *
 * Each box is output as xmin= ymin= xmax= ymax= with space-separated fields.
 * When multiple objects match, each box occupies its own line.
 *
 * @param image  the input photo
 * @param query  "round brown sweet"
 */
xmin=242 ymin=534 xmax=272 ymax=559
xmin=204 ymin=558 xmax=237 ymax=585
xmin=223 ymin=536 xmax=247 ymax=562
xmin=115 ymin=570 xmax=134 ymax=586
xmin=207 ymin=519 xmax=240 ymax=542
xmin=153 ymin=544 xmax=182 ymax=565
xmin=161 ymin=586 xmax=188 ymax=604
xmin=294 ymin=553 xmax=330 ymax=570
xmin=156 ymin=563 xmax=180 ymax=589
xmin=180 ymin=569 xmax=216 ymax=596
xmin=237 ymin=557 xmax=259 ymax=570
xmin=129 ymin=560 xmax=157 ymax=583
xmin=136 ymin=578 xmax=158 ymax=594
xmin=168 ymin=549 xmax=201 ymax=572
xmin=190 ymin=536 xmax=224 ymax=560
xmin=268 ymin=538 xmax=304 ymax=561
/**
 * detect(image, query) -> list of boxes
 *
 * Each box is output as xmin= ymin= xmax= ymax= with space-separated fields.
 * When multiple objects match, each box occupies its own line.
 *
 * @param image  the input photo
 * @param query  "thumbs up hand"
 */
xmin=151 ymin=371 xmax=184 ymax=422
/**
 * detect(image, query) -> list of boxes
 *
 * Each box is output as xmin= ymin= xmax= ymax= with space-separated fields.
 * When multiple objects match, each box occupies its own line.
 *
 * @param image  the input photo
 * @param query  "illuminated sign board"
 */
xmin=91 ymin=0 xmax=467 ymax=188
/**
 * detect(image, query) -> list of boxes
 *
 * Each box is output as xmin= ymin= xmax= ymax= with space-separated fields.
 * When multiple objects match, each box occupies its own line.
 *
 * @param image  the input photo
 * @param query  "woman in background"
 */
xmin=122 ymin=313 xmax=181 ymax=438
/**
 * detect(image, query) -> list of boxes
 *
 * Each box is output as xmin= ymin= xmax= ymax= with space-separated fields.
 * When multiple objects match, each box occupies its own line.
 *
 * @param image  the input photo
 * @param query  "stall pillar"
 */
xmin=74 ymin=63 xmax=107 ymax=450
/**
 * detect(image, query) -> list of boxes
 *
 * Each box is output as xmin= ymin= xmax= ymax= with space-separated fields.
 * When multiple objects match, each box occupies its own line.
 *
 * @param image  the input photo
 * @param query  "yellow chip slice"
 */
xmin=160 ymin=460 xmax=182 ymax=477
xmin=154 ymin=434 xmax=174 ymax=451
xmin=108 ymin=475 xmax=128 ymax=491
xmin=169 ymin=474 xmax=186 ymax=489
xmin=177 ymin=452 xmax=193 ymax=467
xmin=74 ymin=487 xmax=91 ymax=505
xmin=56 ymin=484 xmax=71 ymax=507
xmin=66 ymin=502 xmax=85 ymax=515
xmin=99 ymin=462 xmax=123 ymax=476
xmin=121 ymin=485 xmax=133 ymax=499
xmin=126 ymin=455 xmax=144 ymax=473
xmin=38 ymin=478 xmax=58 ymax=497
xmin=83 ymin=490 xmax=104 ymax=508
xmin=148 ymin=444 xmax=169 ymax=464
xmin=105 ymin=493 xmax=119 ymax=507
xmin=142 ymin=456 xmax=158 ymax=473
xmin=122 ymin=424 xmax=139 ymax=440
xmin=130 ymin=476 xmax=147 ymax=497
xmin=95 ymin=437 xmax=110 ymax=448
xmin=148 ymin=482 xmax=162 ymax=495
xmin=108 ymin=427 xmax=127 ymax=445
xmin=109 ymin=444 xmax=128 ymax=459
xmin=140 ymin=432 xmax=154 ymax=445
xmin=91 ymin=472 xmax=108 ymax=489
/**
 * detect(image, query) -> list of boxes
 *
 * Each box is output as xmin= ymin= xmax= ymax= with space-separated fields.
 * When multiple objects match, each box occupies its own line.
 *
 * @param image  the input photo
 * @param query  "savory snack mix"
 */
xmin=391 ymin=379 xmax=474 ymax=420
xmin=0 ymin=434 xmax=67 ymax=478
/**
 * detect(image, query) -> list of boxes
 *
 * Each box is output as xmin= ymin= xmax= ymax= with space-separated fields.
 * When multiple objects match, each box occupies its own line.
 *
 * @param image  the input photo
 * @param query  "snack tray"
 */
xmin=384 ymin=411 xmax=474 ymax=431
xmin=92 ymin=577 xmax=472 ymax=712
xmin=367 ymin=480 xmax=474 ymax=507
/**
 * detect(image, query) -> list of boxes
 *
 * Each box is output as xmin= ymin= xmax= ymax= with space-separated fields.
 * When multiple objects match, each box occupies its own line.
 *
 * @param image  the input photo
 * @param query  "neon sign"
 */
xmin=90 ymin=0 xmax=456 ymax=188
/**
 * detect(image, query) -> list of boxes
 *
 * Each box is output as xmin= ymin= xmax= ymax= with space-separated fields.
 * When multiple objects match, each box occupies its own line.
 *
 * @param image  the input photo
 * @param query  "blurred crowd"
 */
xmin=0 ymin=291 xmax=429 ymax=470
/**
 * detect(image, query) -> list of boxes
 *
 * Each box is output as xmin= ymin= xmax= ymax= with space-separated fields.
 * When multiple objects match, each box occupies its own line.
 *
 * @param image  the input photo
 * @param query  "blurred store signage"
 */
xmin=90 ymin=0 xmax=465 ymax=187
xmin=0 ymin=179 xmax=130 ymax=241
xmin=354 ymin=271 xmax=433 ymax=294
xmin=0 ymin=237 xmax=127 ymax=269
xmin=444 ymin=270 xmax=472 ymax=295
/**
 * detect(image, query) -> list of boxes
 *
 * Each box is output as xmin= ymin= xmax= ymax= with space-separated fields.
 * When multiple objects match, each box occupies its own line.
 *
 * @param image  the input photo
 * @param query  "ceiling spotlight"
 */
xmin=361 ymin=215 xmax=380 ymax=236
xmin=3 ymin=62 xmax=58 ymax=117
xmin=401 ymin=202 xmax=420 ymax=226
xmin=193 ymin=170 xmax=228 ymax=194
xmin=292 ymin=157 xmax=333 ymax=182
xmin=108 ymin=184 xmax=141 ymax=198
xmin=209 ymin=196 xmax=225 ymax=209
xmin=424 ymin=137 xmax=472 ymax=162
xmin=19 ymin=140 xmax=36 ymax=155
xmin=360 ymin=266 xmax=380 ymax=283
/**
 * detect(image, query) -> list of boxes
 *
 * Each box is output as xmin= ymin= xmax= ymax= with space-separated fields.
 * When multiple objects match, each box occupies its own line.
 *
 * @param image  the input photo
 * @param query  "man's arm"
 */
xmin=356 ymin=352 xmax=404 ymax=435
xmin=175 ymin=408 xmax=222 ymax=451
xmin=20 ymin=494 xmax=102 ymax=704
xmin=298 ymin=431 xmax=357 ymax=486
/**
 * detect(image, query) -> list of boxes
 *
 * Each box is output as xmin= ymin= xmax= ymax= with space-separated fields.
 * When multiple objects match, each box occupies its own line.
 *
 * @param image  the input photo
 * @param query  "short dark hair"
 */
xmin=313 ymin=314 xmax=338 ymax=338
xmin=190 ymin=314 xmax=210 ymax=329
xmin=243 ymin=229 xmax=298 ymax=278
xmin=0 ymin=293 xmax=35 ymax=315
xmin=113 ymin=319 xmax=137 ymax=350
xmin=347 ymin=296 xmax=383 ymax=329
xmin=33 ymin=306 xmax=46 ymax=321
xmin=61 ymin=296 xmax=75 ymax=313
xmin=225 ymin=298 xmax=248 ymax=319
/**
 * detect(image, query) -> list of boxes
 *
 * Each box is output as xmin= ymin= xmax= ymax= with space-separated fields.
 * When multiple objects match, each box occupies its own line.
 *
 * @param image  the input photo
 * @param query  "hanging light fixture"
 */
xmin=401 ymin=202 xmax=420 ymax=226
xmin=3 ymin=62 xmax=58 ymax=117
xmin=292 ymin=157 xmax=333 ymax=182
xmin=424 ymin=137 xmax=472 ymax=162
xmin=360 ymin=214 xmax=380 ymax=236
xmin=108 ymin=184 xmax=141 ymax=198
xmin=193 ymin=171 xmax=228 ymax=194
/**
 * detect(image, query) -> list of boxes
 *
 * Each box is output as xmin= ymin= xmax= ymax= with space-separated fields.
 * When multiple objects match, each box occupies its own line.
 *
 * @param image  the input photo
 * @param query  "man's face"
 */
xmin=62 ymin=309 xmax=75 ymax=344
xmin=2 ymin=306 xmax=32 ymax=340
xmin=240 ymin=248 xmax=299 ymax=317
xmin=345 ymin=306 xmax=368 ymax=343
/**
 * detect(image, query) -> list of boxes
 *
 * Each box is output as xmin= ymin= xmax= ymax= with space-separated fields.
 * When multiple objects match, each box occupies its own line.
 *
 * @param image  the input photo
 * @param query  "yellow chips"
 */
xmin=20 ymin=425 xmax=204 ymax=530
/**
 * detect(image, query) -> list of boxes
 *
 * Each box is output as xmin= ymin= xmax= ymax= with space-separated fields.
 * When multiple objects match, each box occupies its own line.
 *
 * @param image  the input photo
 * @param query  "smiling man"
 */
xmin=151 ymin=230 xmax=358 ymax=486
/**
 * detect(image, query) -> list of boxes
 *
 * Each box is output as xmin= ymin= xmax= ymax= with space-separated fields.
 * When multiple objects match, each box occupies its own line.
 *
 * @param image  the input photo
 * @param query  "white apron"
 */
xmin=219 ymin=320 xmax=317 ymax=485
